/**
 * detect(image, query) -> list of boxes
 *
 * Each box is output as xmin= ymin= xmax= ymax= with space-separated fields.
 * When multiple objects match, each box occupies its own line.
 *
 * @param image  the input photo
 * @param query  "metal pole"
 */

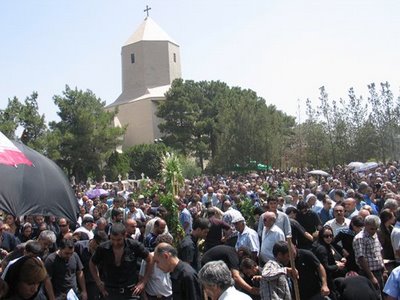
xmin=287 ymin=236 xmax=300 ymax=300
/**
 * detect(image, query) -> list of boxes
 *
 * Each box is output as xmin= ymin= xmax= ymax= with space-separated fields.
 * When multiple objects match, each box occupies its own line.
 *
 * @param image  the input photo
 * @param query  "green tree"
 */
xmin=318 ymin=86 xmax=338 ymax=166
xmin=302 ymin=120 xmax=330 ymax=168
xmin=0 ymin=97 xmax=22 ymax=139
xmin=302 ymin=82 xmax=400 ymax=166
xmin=264 ymin=105 xmax=296 ymax=167
xmin=340 ymin=88 xmax=369 ymax=161
xmin=159 ymin=79 xmax=294 ymax=172
xmin=19 ymin=92 xmax=47 ymax=149
xmin=103 ymin=151 xmax=131 ymax=182
xmin=368 ymin=82 xmax=399 ymax=162
xmin=158 ymin=79 xmax=231 ymax=170
xmin=124 ymin=143 xmax=168 ymax=179
xmin=213 ymin=88 xmax=269 ymax=170
xmin=179 ymin=156 xmax=202 ymax=179
xmin=158 ymin=79 xmax=201 ymax=156
xmin=49 ymin=85 xmax=125 ymax=182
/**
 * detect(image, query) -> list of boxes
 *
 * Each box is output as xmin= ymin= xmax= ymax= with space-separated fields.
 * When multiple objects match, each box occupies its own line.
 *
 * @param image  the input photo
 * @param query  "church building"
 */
xmin=106 ymin=15 xmax=181 ymax=150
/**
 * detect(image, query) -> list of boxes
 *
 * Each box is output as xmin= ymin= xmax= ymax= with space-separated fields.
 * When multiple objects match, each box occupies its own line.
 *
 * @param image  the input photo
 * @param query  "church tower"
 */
xmin=107 ymin=16 xmax=182 ymax=149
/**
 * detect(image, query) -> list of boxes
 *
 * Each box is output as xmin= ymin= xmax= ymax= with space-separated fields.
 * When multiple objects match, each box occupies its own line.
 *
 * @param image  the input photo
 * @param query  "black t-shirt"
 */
xmin=45 ymin=251 xmax=83 ymax=296
xmin=290 ymin=219 xmax=307 ymax=248
xmin=201 ymin=245 xmax=239 ymax=270
xmin=295 ymin=249 xmax=322 ymax=300
xmin=91 ymin=238 xmax=149 ymax=287
xmin=297 ymin=210 xmax=321 ymax=234
xmin=334 ymin=276 xmax=379 ymax=300
xmin=170 ymin=260 xmax=202 ymax=300
xmin=332 ymin=230 xmax=358 ymax=272
xmin=296 ymin=210 xmax=321 ymax=249
xmin=204 ymin=217 xmax=231 ymax=251
xmin=178 ymin=234 xmax=200 ymax=271
xmin=74 ymin=240 xmax=94 ymax=283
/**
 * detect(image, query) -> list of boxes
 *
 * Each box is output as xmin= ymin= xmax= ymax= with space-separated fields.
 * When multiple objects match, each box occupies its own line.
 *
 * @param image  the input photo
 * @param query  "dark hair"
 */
xmin=334 ymin=190 xmax=345 ymax=198
xmin=193 ymin=218 xmax=210 ymax=230
xmin=206 ymin=208 xmax=216 ymax=217
xmin=59 ymin=238 xmax=75 ymax=249
xmin=316 ymin=192 xmax=326 ymax=201
xmin=237 ymin=246 xmax=252 ymax=261
xmin=157 ymin=207 xmax=167 ymax=218
xmin=272 ymin=241 xmax=289 ymax=257
xmin=25 ymin=240 xmax=43 ymax=256
xmin=317 ymin=225 xmax=334 ymax=244
xmin=267 ymin=196 xmax=278 ymax=203
xmin=349 ymin=215 xmax=364 ymax=230
xmin=136 ymin=219 xmax=145 ymax=228
xmin=240 ymin=258 xmax=257 ymax=271
xmin=114 ymin=195 xmax=125 ymax=203
xmin=334 ymin=201 xmax=344 ymax=208
xmin=380 ymin=209 xmax=394 ymax=225
xmin=155 ymin=233 xmax=173 ymax=245
xmin=285 ymin=206 xmax=298 ymax=215
xmin=93 ymin=231 xmax=109 ymax=244
xmin=110 ymin=223 xmax=126 ymax=236
xmin=354 ymin=192 xmax=364 ymax=201
xmin=111 ymin=209 xmax=123 ymax=219
xmin=254 ymin=207 xmax=265 ymax=216
xmin=297 ymin=200 xmax=308 ymax=211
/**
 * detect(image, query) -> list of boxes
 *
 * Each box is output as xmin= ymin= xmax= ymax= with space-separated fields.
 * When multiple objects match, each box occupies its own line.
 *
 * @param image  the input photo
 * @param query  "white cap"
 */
xmin=231 ymin=213 xmax=245 ymax=223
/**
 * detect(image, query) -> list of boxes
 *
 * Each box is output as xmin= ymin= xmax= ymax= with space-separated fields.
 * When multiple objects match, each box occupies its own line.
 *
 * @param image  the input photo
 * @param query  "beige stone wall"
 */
xmin=168 ymin=42 xmax=182 ymax=82
xmin=113 ymin=99 xmax=158 ymax=149
xmin=120 ymin=41 xmax=181 ymax=103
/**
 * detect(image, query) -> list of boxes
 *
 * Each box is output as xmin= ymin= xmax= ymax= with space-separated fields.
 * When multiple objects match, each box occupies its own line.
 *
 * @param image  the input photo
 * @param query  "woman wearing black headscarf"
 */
xmin=312 ymin=225 xmax=347 ymax=300
xmin=3 ymin=256 xmax=47 ymax=300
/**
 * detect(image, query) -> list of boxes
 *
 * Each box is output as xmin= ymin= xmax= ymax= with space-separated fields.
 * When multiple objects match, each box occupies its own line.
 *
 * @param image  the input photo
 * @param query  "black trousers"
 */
xmin=145 ymin=293 xmax=173 ymax=300
xmin=86 ymin=282 xmax=100 ymax=300
xmin=101 ymin=287 xmax=141 ymax=300
xmin=359 ymin=269 xmax=384 ymax=300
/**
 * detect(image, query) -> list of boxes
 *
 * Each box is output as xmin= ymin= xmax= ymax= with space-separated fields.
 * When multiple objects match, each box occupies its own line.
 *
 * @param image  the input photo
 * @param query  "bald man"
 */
xmin=259 ymin=212 xmax=285 ymax=263
xmin=344 ymin=198 xmax=359 ymax=219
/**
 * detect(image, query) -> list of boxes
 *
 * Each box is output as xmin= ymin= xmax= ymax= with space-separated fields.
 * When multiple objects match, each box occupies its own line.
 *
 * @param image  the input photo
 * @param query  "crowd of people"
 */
xmin=1 ymin=163 xmax=400 ymax=300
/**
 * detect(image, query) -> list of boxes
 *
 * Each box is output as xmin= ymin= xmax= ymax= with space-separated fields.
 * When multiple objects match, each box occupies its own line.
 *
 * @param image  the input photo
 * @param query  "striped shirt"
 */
xmin=353 ymin=228 xmax=384 ymax=271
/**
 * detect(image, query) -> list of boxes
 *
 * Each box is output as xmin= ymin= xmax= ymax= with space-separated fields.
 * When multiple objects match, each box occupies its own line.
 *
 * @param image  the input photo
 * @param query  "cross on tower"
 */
xmin=144 ymin=5 xmax=151 ymax=18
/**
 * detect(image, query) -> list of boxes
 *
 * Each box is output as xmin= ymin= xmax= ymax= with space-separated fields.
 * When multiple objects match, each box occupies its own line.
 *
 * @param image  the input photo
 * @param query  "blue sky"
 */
xmin=1 ymin=0 xmax=399 ymax=124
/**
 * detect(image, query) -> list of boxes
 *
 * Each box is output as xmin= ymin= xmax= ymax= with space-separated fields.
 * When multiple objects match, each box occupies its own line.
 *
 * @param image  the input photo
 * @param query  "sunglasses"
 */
xmin=59 ymin=224 xmax=68 ymax=227
xmin=323 ymin=234 xmax=333 ymax=238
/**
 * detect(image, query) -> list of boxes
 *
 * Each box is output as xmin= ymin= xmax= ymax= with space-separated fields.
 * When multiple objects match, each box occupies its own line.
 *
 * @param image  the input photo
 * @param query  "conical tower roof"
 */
xmin=124 ymin=17 xmax=177 ymax=46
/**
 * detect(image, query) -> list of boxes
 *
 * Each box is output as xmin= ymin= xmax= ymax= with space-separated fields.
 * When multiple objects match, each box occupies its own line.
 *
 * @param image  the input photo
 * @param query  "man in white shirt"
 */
xmin=202 ymin=186 xmax=219 ymax=207
xmin=260 ymin=212 xmax=285 ymax=263
xmin=74 ymin=214 xmax=94 ymax=240
xmin=306 ymin=193 xmax=323 ymax=214
xmin=258 ymin=197 xmax=291 ymax=237
xmin=232 ymin=214 xmax=259 ymax=262
xmin=199 ymin=260 xmax=251 ymax=300
xmin=324 ymin=205 xmax=350 ymax=236
xmin=139 ymin=234 xmax=173 ymax=299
